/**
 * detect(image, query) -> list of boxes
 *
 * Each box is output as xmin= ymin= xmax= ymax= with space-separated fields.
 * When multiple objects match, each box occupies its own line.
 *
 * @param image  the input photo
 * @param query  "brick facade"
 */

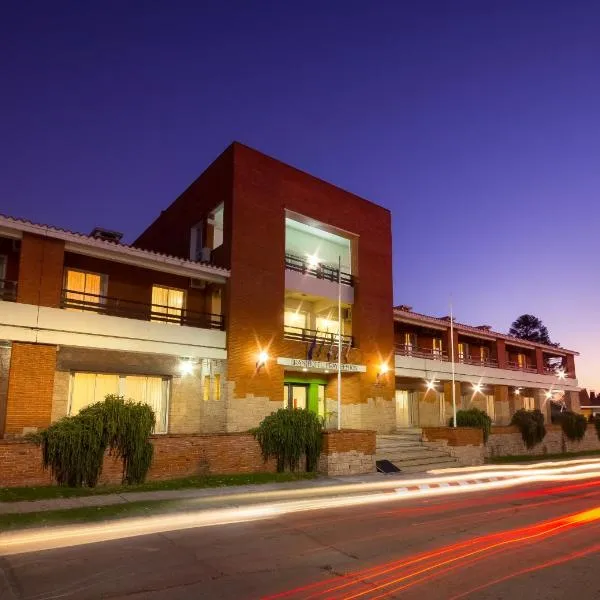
xmin=4 ymin=343 xmax=57 ymax=435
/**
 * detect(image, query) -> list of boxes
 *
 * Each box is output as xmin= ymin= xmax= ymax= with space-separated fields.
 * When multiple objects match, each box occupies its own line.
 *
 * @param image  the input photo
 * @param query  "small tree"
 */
xmin=510 ymin=409 xmax=546 ymax=449
xmin=252 ymin=409 xmax=323 ymax=472
xmin=558 ymin=411 xmax=587 ymax=442
xmin=450 ymin=408 xmax=492 ymax=443
xmin=35 ymin=395 xmax=155 ymax=487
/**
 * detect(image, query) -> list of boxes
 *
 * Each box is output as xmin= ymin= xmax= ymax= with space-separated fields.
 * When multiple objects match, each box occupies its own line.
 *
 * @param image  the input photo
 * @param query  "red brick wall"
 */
xmin=321 ymin=429 xmax=376 ymax=454
xmin=16 ymin=233 xmax=65 ymax=307
xmin=227 ymin=144 xmax=394 ymax=405
xmin=0 ymin=433 xmax=276 ymax=487
xmin=4 ymin=343 xmax=57 ymax=435
xmin=134 ymin=147 xmax=234 ymax=270
xmin=422 ymin=427 xmax=484 ymax=446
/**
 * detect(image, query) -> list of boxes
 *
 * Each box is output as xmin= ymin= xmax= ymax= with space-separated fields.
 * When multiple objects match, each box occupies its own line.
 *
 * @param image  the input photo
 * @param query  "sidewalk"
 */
xmin=0 ymin=471 xmax=434 ymax=515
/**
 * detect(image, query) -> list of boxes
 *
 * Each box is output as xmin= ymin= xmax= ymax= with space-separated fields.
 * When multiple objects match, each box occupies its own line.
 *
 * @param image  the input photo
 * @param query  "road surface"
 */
xmin=2 ymin=477 xmax=600 ymax=599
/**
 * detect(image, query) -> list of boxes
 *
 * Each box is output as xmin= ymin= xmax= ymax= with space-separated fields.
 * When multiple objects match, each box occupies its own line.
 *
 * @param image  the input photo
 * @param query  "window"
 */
xmin=433 ymin=338 xmax=443 ymax=356
xmin=284 ymin=310 xmax=307 ymax=333
xmin=64 ymin=269 xmax=106 ymax=308
xmin=485 ymin=395 xmax=495 ymax=422
xmin=69 ymin=372 xmax=169 ymax=433
xmin=458 ymin=343 xmax=469 ymax=361
xmin=523 ymin=396 xmax=535 ymax=411
xmin=316 ymin=316 xmax=339 ymax=335
xmin=517 ymin=353 xmax=527 ymax=369
xmin=214 ymin=373 xmax=221 ymax=401
xmin=405 ymin=333 xmax=417 ymax=349
xmin=211 ymin=203 xmax=224 ymax=250
xmin=203 ymin=375 xmax=210 ymax=401
xmin=0 ymin=255 xmax=6 ymax=280
xmin=151 ymin=286 xmax=185 ymax=324
xmin=480 ymin=346 xmax=490 ymax=363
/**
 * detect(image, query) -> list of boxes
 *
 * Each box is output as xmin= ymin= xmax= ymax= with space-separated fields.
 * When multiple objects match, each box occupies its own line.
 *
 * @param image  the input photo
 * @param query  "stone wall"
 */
xmin=0 ymin=429 xmax=377 ymax=487
xmin=486 ymin=424 xmax=600 ymax=458
xmin=318 ymin=429 xmax=376 ymax=476
xmin=421 ymin=427 xmax=485 ymax=466
xmin=324 ymin=398 xmax=395 ymax=433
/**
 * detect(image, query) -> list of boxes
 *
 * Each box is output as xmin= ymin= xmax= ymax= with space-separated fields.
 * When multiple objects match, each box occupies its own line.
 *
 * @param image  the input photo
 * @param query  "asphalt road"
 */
xmin=2 ymin=478 xmax=600 ymax=600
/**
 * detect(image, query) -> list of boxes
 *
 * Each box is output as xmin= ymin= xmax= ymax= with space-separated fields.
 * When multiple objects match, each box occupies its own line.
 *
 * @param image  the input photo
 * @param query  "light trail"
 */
xmin=3 ymin=459 xmax=600 ymax=555
xmin=266 ymin=507 xmax=600 ymax=599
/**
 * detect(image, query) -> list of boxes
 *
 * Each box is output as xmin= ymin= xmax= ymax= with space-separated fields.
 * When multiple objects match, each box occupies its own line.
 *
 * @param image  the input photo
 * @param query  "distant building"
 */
xmin=0 ymin=143 xmax=580 ymax=437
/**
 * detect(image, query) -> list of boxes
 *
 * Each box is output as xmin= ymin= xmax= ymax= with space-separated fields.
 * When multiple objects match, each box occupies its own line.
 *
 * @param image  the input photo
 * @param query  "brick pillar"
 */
xmin=16 ymin=233 xmax=65 ymax=307
xmin=567 ymin=390 xmax=581 ymax=413
xmin=494 ymin=385 xmax=510 ymax=425
xmin=4 ymin=343 xmax=57 ymax=436
xmin=444 ymin=327 xmax=459 ymax=362
xmin=565 ymin=354 xmax=576 ymax=378
xmin=535 ymin=348 xmax=545 ymax=374
xmin=496 ymin=340 xmax=507 ymax=369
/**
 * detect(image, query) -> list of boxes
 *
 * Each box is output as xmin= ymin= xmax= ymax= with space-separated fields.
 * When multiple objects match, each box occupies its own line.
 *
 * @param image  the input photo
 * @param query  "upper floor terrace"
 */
xmin=0 ymin=215 xmax=229 ymax=359
xmin=393 ymin=306 xmax=579 ymax=391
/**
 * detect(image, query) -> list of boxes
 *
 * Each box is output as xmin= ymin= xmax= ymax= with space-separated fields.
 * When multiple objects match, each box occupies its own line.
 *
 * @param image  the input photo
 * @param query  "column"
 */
xmin=535 ymin=348 xmax=545 ymax=375
xmin=496 ymin=339 xmax=507 ymax=369
xmin=494 ymin=385 xmax=510 ymax=425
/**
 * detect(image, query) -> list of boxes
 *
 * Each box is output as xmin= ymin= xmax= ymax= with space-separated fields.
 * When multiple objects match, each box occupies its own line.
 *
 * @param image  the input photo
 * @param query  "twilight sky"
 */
xmin=1 ymin=1 xmax=599 ymax=390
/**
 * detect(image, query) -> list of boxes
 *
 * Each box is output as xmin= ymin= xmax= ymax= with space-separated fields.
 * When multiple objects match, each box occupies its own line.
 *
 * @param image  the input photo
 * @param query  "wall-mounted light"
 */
xmin=557 ymin=369 xmax=566 ymax=380
xmin=307 ymin=254 xmax=321 ymax=269
xmin=376 ymin=363 xmax=389 ymax=383
xmin=545 ymin=390 xmax=553 ymax=400
xmin=256 ymin=351 xmax=269 ymax=372
xmin=514 ymin=387 xmax=521 ymax=395
xmin=473 ymin=383 xmax=483 ymax=394
xmin=426 ymin=379 xmax=437 ymax=391
xmin=178 ymin=359 xmax=195 ymax=377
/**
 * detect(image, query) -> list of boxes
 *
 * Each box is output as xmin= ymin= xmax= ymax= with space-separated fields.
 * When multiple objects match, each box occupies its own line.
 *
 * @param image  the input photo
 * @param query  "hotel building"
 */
xmin=0 ymin=143 xmax=579 ymax=438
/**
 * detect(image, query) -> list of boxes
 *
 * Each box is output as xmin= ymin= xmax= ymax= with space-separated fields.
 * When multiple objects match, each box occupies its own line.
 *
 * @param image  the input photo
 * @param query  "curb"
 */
xmin=394 ymin=476 xmax=509 ymax=494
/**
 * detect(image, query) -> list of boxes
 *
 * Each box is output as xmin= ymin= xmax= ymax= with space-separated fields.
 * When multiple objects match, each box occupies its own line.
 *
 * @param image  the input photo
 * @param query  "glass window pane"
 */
xmin=70 ymin=372 xmax=119 ymax=415
xmin=152 ymin=286 xmax=184 ymax=324
xmin=316 ymin=317 xmax=339 ymax=334
xmin=123 ymin=375 xmax=168 ymax=433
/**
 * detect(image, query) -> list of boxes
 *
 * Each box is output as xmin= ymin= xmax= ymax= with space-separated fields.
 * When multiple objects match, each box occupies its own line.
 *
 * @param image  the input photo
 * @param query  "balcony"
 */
xmin=284 ymin=325 xmax=354 ymax=348
xmin=285 ymin=253 xmax=353 ymax=287
xmin=395 ymin=344 xmax=448 ymax=361
xmin=0 ymin=280 xmax=17 ymax=302
xmin=459 ymin=355 xmax=499 ymax=368
xmin=60 ymin=289 xmax=224 ymax=330
xmin=506 ymin=360 xmax=537 ymax=374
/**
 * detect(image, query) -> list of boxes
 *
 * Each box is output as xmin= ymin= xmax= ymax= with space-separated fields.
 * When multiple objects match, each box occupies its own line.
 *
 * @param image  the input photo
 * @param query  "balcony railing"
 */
xmin=60 ymin=290 xmax=225 ymax=330
xmin=506 ymin=361 xmax=538 ymax=373
xmin=285 ymin=253 xmax=354 ymax=287
xmin=0 ymin=279 xmax=17 ymax=302
xmin=284 ymin=325 xmax=354 ymax=348
xmin=459 ymin=354 xmax=499 ymax=368
xmin=395 ymin=344 xmax=448 ymax=361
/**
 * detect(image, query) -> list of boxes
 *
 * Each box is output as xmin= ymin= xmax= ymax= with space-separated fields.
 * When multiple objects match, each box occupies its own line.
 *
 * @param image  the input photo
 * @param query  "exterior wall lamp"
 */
xmin=178 ymin=359 xmax=195 ymax=377
xmin=256 ymin=351 xmax=269 ymax=372
xmin=377 ymin=362 xmax=389 ymax=383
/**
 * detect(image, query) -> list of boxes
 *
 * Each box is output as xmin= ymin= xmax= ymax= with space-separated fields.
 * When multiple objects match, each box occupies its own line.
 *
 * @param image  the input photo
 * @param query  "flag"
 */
xmin=307 ymin=333 xmax=317 ymax=360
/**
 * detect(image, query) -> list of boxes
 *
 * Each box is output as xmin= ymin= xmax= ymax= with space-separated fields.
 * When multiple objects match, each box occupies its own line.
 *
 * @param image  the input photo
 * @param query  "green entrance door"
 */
xmin=284 ymin=378 xmax=326 ymax=418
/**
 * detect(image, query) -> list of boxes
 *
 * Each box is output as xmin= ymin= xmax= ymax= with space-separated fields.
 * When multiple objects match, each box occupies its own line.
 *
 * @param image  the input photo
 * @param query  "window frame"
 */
xmin=151 ymin=285 xmax=187 ymax=324
xmin=67 ymin=371 xmax=170 ymax=434
xmin=63 ymin=268 xmax=108 ymax=304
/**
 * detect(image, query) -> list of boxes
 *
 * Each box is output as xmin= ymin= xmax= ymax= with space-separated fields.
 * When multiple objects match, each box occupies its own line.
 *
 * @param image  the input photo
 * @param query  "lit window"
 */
xmin=214 ymin=373 xmax=221 ymax=401
xmin=211 ymin=204 xmax=224 ymax=250
xmin=203 ymin=375 xmax=210 ymax=401
xmin=316 ymin=317 xmax=339 ymax=335
xmin=517 ymin=353 xmax=526 ymax=368
xmin=486 ymin=395 xmax=495 ymax=422
xmin=480 ymin=347 xmax=490 ymax=363
xmin=458 ymin=343 xmax=469 ymax=361
xmin=523 ymin=396 xmax=535 ymax=411
xmin=284 ymin=310 xmax=307 ymax=333
xmin=152 ymin=286 xmax=185 ymax=324
xmin=64 ymin=269 xmax=105 ymax=309
xmin=69 ymin=372 xmax=169 ymax=433
xmin=433 ymin=338 xmax=443 ymax=356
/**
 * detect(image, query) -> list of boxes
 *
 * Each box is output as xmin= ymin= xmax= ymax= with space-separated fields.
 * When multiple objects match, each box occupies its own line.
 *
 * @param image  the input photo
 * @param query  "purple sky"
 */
xmin=1 ymin=1 xmax=599 ymax=390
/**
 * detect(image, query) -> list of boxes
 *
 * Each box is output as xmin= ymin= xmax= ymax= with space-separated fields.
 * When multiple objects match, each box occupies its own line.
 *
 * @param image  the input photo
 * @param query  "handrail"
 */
xmin=459 ymin=355 xmax=499 ymax=367
xmin=284 ymin=325 xmax=354 ymax=348
xmin=0 ymin=279 xmax=17 ymax=302
xmin=506 ymin=361 xmax=538 ymax=373
xmin=60 ymin=289 xmax=224 ymax=330
xmin=395 ymin=344 xmax=448 ymax=361
xmin=285 ymin=253 xmax=354 ymax=287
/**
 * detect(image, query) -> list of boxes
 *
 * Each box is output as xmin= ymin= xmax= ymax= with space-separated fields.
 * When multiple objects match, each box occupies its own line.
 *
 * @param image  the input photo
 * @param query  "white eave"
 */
xmin=0 ymin=215 xmax=229 ymax=284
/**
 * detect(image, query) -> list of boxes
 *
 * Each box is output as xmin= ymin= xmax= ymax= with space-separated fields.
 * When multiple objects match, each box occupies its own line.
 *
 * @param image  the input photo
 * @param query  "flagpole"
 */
xmin=337 ymin=256 xmax=342 ymax=430
xmin=450 ymin=300 xmax=457 ymax=428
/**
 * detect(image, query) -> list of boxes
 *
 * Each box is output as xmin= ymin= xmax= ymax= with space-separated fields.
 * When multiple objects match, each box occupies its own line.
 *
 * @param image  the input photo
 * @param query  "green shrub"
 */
xmin=510 ymin=409 xmax=546 ymax=449
xmin=449 ymin=408 xmax=492 ymax=443
xmin=252 ymin=409 xmax=323 ymax=472
xmin=35 ymin=395 xmax=155 ymax=487
xmin=593 ymin=415 xmax=600 ymax=440
xmin=558 ymin=411 xmax=588 ymax=442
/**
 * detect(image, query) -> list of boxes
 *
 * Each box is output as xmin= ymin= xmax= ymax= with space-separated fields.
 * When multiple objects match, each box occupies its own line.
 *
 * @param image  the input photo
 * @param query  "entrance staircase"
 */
xmin=376 ymin=429 xmax=460 ymax=473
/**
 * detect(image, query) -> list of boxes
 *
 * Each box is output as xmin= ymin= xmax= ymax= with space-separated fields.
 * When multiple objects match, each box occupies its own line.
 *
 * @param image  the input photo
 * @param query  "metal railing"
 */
xmin=459 ymin=354 xmax=499 ymax=368
xmin=506 ymin=361 xmax=538 ymax=373
xmin=395 ymin=344 xmax=448 ymax=361
xmin=60 ymin=289 xmax=224 ymax=330
xmin=284 ymin=325 xmax=354 ymax=348
xmin=0 ymin=279 xmax=17 ymax=302
xmin=285 ymin=253 xmax=354 ymax=286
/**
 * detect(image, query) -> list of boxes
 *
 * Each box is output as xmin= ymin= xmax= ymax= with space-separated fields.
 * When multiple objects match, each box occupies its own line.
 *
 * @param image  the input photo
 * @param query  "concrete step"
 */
xmin=376 ymin=441 xmax=427 ymax=450
xmin=395 ymin=460 xmax=461 ymax=474
xmin=376 ymin=450 xmax=452 ymax=462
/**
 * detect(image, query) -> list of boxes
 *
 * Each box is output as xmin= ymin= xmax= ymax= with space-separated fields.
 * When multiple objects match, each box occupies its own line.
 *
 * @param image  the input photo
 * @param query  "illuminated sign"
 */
xmin=277 ymin=357 xmax=366 ymax=373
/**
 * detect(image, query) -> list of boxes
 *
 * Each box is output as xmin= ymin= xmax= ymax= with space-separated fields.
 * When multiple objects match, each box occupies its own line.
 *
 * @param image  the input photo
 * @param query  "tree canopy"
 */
xmin=509 ymin=314 xmax=554 ymax=345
